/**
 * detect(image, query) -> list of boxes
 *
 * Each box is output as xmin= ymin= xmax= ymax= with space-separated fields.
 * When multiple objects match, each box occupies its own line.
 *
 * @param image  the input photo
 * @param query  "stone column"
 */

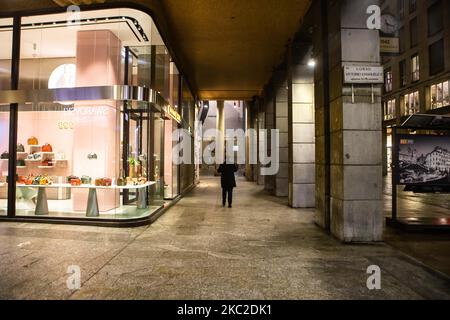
xmin=216 ymin=100 xmax=225 ymax=162
xmin=264 ymin=97 xmax=275 ymax=192
xmin=315 ymin=0 xmax=383 ymax=242
xmin=289 ymin=63 xmax=315 ymax=208
xmin=275 ymin=84 xmax=289 ymax=197
xmin=256 ymin=99 xmax=266 ymax=186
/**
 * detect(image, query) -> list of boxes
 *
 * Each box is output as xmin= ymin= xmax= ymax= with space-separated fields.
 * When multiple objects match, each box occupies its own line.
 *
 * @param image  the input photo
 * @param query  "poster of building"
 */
xmin=396 ymin=135 xmax=450 ymax=186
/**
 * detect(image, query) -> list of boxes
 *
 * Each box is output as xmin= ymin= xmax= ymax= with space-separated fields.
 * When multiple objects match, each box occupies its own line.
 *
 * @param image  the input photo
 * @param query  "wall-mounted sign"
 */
xmin=343 ymin=65 xmax=384 ymax=84
xmin=167 ymin=105 xmax=181 ymax=123
xmin=380 ymin=37 xmax=400 ymax=54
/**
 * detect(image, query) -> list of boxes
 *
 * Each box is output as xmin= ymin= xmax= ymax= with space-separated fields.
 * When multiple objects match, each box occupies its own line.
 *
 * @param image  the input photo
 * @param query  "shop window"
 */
xmin=11 ymin=9 xmax=170 ymax=220
xmin=430 ymin=80 xmax=449 ymax=110
xmin=0 ymin=18 xmax=13 ymax=216
xmin=403 ymin=91 xmax=420 ymax=115
xmin=384 ymin=69 xmax=393 ymax=93
xmin=429 ymin=39 xmax=445 ymax=76
xmin=0 ymin=18 xmax=13 ymax=90
xmin=428 ymin=0 xmax=443 ymax=36
xmin=384 ymin=98 xmax=396 ymax=120
xmin=411 ymin=54 xmax=420 ymax=82
xmin=154 ymin=46 xmax=171 ymax=101
xmin=399 ymin=59 xmax=407 ymax=87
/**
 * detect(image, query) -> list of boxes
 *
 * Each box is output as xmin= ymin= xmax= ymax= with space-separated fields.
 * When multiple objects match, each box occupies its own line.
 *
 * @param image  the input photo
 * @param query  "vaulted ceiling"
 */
xmin=2 ymin=0 xmax=312 ymax=100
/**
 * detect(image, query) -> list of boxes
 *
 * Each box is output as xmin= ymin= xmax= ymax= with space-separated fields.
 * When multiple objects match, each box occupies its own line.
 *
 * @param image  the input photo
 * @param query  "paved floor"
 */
xmin=0 ymin=177 xmax=449 ymax=300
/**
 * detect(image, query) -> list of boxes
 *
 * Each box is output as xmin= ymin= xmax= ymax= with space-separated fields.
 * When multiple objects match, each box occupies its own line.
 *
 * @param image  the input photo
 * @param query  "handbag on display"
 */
xmin=17 ymin=159 xmax=26 ymax=167
xmin=17 ymin=144 xmax=25 ymax=152
xmin=41 ymin=159 xmax=53 ymax=167
xmin=67 ymin=175 xmax=79 ymax=183
xmin=1 ymin=151 xmax=8 ymax=159
xmin=116 ymin=177 xmax=126 ymax=186
xmin=81 ymin=176 xmax=92 ymax=185
xmin=32 ymin=176 xmax=42 ymax=185
xmin=42 ymin=144 xmax=53 ymax=152
xmin=27 ymin=137 xmax=39 ymax=146
xmin=70 ymin=178 xmax=81 ymax=186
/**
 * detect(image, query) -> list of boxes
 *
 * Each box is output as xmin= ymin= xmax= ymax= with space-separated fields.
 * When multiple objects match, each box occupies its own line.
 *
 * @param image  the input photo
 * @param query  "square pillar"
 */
xmin=275 ymin=84 xmax=289 ymax=197
xmin=315 ymin=0 xmax=383 ymax=242
xmin=289 ymin=64 xmax=315 ymax=208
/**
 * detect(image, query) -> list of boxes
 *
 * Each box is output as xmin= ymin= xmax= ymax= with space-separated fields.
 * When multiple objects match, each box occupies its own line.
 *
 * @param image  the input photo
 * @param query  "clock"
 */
xmin=380 ymin=14 xmax=398 ymax=35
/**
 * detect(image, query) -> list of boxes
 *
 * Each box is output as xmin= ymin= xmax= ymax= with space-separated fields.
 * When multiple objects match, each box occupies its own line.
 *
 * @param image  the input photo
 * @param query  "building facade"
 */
xmin=381 ymin=0 xmax=450 ymax=172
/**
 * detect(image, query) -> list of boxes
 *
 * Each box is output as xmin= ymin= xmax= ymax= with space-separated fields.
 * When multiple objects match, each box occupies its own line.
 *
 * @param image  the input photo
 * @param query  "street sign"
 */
xmin=343 ymin=65 xmax=384 ymax=84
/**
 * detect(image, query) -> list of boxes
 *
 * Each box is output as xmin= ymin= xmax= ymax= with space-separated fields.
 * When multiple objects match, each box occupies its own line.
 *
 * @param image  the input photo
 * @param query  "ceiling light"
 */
xmin=308 ymin=59 xmax=316 ymax=68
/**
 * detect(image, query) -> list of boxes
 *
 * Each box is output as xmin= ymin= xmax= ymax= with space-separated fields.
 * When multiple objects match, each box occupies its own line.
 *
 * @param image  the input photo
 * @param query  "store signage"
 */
xmin=380 ymin=37 xmax=399 ymax=54
xmin=343 ymin=65 xmax=384 ymax=84
xmin=167 ymin=105 xmax=181 ymax=123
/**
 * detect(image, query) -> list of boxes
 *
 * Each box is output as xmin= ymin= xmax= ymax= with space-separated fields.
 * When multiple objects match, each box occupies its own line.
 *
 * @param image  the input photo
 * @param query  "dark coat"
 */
xmin=218 ymin=163 xmax=238 ymax=189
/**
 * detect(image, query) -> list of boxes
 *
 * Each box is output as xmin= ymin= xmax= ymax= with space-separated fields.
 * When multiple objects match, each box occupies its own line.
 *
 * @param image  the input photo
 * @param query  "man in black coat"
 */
xmin=217 ymin=162 xmax=238 ymax=208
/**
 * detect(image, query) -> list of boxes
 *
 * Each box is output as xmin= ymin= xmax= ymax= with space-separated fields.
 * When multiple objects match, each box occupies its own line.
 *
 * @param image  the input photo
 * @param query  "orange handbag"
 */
xmin=27 ymin=136 xmax=39 ymax=145
xmin=42 ymin=143 xmax=53 ymax=152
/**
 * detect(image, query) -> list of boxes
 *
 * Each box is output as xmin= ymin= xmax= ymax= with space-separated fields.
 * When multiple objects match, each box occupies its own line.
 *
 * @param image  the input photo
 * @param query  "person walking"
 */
xmin=217 ymin=161 xmax=238 ymax=208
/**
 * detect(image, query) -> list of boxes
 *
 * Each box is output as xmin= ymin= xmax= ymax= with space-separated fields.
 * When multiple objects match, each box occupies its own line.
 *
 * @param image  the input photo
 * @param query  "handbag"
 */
xmin=27 ymin=136 xmax=39 ymax=146
xmin=17 ymin=159 xmax=26 ymax=167
xmin=42 ymin=143 xmax=53 ymax=152
xmin=0 ymin=151 xmax=8 ymax=159
xmin=81 ymin=176 xmax=92 ymax=185
xmin=17 ymin=144 xmax=25 ymax=152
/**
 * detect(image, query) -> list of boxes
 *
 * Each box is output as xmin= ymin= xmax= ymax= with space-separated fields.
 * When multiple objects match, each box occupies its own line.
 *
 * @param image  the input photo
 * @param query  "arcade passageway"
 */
xmin=0 ymin=177 xmax=448 ymax=299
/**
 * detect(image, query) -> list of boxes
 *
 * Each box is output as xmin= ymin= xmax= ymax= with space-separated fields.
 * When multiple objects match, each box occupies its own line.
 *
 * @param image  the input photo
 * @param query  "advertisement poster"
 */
xmin=396 ymin=134 xmax=450 ymax=186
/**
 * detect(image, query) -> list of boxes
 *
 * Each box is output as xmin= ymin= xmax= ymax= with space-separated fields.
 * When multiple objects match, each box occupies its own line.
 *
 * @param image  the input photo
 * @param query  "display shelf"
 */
xmin=17 ymin=152 xmax=28 ymax=156
xmin=25 ymin=159 xmax=42 ymax=162
xmin=16 ymin=181 xmax=156 ymax=190
xmin=17 ymin=166 xmax=27 ymax=169
xmin=40 ymin=152 xmax=55 ymax=156
xmin=38 ymin=166 xmax=55 ymax=169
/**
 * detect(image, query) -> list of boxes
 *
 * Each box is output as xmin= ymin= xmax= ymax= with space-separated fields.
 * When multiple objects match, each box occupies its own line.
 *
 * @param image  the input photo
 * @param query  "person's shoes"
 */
xmin=222 ymin=203 xmax=226 ymax=207
xmin=228 ymin=205 xmax=232 ymax=208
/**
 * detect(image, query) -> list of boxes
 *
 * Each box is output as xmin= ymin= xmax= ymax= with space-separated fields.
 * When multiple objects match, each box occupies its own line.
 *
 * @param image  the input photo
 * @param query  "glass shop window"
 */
xmin=0 ymin=18 xmax=13 ymax=216
xmin=13 ymin=9 xmax=164 ymax=220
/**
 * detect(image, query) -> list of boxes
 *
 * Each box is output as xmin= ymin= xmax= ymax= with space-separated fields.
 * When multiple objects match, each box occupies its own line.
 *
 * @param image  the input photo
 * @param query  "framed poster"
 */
xmin=395 ymin=134 xmax=450 ymax=186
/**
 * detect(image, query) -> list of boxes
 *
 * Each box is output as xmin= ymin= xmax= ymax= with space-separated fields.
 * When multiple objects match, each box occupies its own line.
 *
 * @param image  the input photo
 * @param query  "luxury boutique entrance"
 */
xmin=0 ymin=6 xmax=196 ymax=226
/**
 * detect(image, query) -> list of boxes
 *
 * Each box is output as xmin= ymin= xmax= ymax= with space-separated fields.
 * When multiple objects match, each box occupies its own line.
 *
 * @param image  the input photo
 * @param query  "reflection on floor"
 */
xmin=1 ymin=196 xmax=162 ymax=220
xmin=383 ymin=172 xmax=450 ymax=219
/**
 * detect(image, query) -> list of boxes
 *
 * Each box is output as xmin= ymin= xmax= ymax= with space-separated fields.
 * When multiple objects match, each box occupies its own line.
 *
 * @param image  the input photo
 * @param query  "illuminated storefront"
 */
xmin=0 ymin=5 xmax=196 ymax=225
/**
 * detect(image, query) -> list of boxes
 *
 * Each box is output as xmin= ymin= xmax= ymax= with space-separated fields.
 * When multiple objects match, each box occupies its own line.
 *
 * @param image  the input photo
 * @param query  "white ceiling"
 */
xmin=0 ymin=8 xmax=165 ymax=60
